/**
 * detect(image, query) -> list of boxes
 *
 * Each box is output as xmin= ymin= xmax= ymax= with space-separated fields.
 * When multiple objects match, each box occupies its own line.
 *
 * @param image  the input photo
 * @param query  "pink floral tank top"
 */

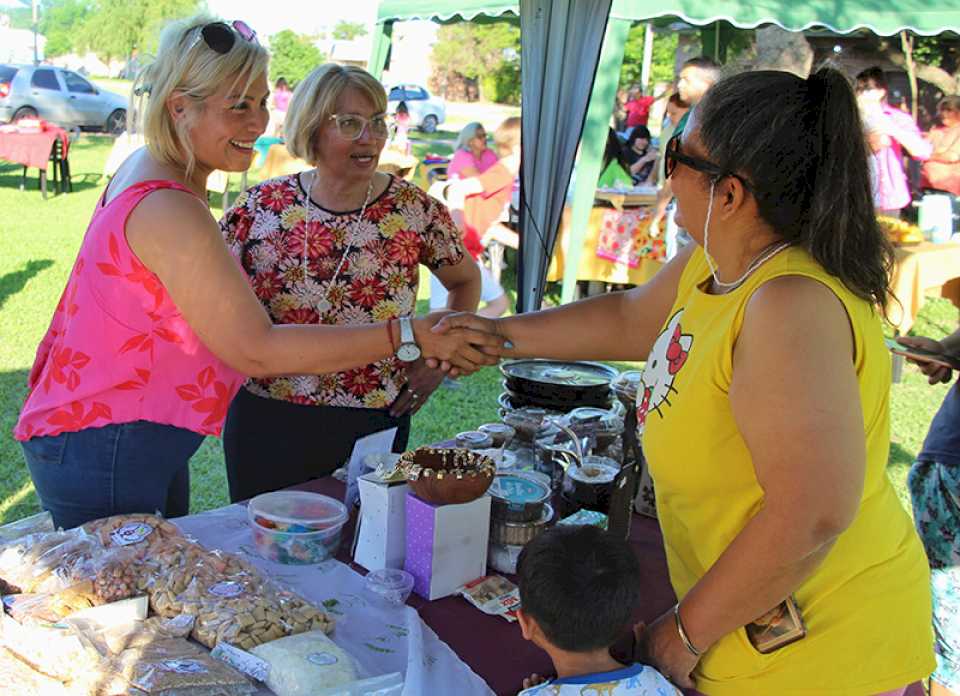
xmin=15 ymin=180 xmax=244 ymax=441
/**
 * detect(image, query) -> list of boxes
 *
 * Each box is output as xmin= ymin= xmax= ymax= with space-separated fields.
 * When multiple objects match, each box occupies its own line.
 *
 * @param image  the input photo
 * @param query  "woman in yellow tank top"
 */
xmin=436 ymin=67 xmax=934 ymax=694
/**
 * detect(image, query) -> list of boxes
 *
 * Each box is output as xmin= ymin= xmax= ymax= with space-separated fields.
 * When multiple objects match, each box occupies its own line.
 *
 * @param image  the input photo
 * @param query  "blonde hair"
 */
xmin=285 ymin=64 xmax=387 ymax=165
xmin=132 ymin=14 xmax=269 ymax=177
xmin=493 ymin=116 xmax=521 ymax=156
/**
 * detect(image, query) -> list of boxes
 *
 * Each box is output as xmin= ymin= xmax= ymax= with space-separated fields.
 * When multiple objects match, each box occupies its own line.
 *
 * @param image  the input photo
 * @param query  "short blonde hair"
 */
xmin=132 ymin=14 xmax=269 ymax=176
xmin=493 ymin=116 xmax=521 ymax=156
xmin=285 ymin=64 xmax=388 ymax=165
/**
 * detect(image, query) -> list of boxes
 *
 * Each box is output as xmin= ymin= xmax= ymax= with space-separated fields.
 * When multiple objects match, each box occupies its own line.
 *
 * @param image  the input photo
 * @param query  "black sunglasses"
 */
xmin=664 ymin=132 xmax=754 ymax=193
xmin=188 ymin=20 xmax=258 ymax=55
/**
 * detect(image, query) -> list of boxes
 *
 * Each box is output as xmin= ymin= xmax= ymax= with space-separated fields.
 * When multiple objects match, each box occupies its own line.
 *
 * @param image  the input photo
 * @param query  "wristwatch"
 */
xmin=396 ymin=316 xmax=422 ymax=362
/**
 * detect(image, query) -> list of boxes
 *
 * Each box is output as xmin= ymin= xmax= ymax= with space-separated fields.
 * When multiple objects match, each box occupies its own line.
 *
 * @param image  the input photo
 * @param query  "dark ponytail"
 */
xmin=696 ymin=67 xmax=894 ymax=312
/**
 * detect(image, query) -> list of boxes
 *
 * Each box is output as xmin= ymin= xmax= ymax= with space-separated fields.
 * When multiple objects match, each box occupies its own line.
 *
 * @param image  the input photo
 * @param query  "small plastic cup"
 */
xmin=364 ymin=569 xmax=414 ymax=607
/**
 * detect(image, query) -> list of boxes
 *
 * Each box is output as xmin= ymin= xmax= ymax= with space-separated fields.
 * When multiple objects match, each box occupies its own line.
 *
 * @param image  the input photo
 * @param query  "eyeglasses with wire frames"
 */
xmin=664 ymin=131 xmax=755 ymax=194
xmin=187 ymin=20 xmax=258 ymax=55
xmin=328 ymin=113 xmax=390 ymax=141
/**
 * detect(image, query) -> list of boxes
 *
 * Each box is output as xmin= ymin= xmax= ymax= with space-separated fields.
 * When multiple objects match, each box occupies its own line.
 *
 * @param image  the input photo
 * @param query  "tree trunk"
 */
xmin=752 ymin=26 xmax=813 ymax=77
xmin=901 ymin=32 xmax=918 ymax=120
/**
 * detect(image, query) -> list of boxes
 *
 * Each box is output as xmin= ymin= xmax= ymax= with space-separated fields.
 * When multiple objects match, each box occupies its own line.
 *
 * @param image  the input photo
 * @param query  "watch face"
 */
xmin=397 ymin=343 xmax=421 ymax=362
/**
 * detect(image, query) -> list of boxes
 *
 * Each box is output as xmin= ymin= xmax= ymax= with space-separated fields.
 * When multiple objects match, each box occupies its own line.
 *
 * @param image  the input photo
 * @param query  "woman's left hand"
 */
xmin=390 ymin=359 xmax=446 ymax=417
xmin=637 ymin=609 xmax=700 ymax=689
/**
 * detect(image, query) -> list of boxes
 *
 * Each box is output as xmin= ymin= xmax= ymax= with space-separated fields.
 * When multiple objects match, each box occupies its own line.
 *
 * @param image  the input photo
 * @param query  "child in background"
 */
xmin=392 ymin=101 xmax=411 ymax=155
xmin=515 ymin=525 xmax=679 ymax=696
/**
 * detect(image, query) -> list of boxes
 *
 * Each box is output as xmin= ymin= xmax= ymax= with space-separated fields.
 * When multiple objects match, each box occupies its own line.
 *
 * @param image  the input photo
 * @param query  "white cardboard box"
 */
xmin=353 ymin=472 xmax=409 ymax=572
xmin=404 ymin=493 xmax=491 ymax=601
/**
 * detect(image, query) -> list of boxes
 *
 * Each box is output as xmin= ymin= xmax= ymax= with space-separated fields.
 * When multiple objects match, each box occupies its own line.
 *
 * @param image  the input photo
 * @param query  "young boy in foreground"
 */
xmin=515 ymin=525 xmax=679 ymax=695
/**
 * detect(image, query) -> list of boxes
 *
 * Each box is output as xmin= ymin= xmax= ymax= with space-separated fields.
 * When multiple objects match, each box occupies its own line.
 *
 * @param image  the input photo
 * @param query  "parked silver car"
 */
xmin=387 ymin=84 xmax=446 ymax=133
xmin=0 ymin=64 xmax=128 ymax=134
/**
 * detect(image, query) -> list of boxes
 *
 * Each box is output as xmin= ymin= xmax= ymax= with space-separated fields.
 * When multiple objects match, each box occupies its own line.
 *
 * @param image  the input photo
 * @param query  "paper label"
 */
xmin=208 ymin=581 xmax=244 ymax=598
xmin=160 ymin=659 xmax=207 ymax=674
xmin=111 ymin=522 xmax=153 ymax=546
xmin=307 ymin=652 xmax=339 ymax=666
xmin=211 ymin=643 xmax=270 ymax=682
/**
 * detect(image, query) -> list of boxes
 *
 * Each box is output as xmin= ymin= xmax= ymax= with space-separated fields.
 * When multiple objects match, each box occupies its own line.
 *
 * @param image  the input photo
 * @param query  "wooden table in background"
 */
xmin=890 ymin=241 xmax=960 ymax=331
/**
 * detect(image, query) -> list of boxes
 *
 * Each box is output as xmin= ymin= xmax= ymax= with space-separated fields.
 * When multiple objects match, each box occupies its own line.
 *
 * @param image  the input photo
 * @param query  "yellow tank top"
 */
xmin=640 ymin=246 xmax=933 ymax=695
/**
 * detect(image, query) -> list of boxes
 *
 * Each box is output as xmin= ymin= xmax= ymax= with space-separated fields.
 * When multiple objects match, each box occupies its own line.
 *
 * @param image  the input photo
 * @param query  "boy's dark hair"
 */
xmin=855 ymin=66 xmax=888 ymax=93
xmin=517 ymin=525 xmax=640 ymax=652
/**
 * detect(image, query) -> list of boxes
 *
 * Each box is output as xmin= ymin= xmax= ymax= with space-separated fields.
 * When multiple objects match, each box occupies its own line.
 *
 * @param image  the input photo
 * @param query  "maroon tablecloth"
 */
xmin=298 ymin=476 xmax=678 ymax=696
xmin=0 ymin=127 xmax=69 ymax=169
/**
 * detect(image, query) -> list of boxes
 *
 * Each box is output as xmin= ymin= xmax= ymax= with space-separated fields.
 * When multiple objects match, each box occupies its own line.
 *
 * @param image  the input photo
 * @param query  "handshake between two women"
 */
xmin=415 ymin=311 xmax=512 ymax=376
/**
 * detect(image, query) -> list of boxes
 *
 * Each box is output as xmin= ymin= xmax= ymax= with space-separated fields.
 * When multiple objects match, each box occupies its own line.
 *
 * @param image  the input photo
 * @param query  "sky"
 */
xmin=205 ymin=0 xmax=381 ymax=39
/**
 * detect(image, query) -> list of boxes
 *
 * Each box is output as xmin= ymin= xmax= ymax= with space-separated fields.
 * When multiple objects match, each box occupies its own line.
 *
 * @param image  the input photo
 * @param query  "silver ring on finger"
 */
xmin=410 ymin=390 xmax=420 ymax=400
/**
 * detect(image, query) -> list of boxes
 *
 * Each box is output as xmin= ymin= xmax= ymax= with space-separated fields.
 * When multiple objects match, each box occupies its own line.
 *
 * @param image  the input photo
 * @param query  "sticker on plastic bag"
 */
xmin=111 ymin=522 xmax=153 ymax=546
xmin=160 ymin=659 xmax=208 ymax=674
xmin=211 ymin=642 xmax=271 ymax=682
xmin=208 ymin=581 xmax=244 ymax=598
xmin=307 ymin=652 xmax=339 ymax=666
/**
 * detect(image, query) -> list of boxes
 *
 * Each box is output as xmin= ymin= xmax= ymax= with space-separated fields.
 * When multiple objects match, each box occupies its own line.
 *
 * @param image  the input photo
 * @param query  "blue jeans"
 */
xmin=21 ymin=421 xmax=204 ymax=529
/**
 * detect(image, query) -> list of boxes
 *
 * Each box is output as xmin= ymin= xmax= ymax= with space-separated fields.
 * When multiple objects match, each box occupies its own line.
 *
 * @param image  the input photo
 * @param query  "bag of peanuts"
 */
xmin=0 ymin=528 xmax=103 ymax=594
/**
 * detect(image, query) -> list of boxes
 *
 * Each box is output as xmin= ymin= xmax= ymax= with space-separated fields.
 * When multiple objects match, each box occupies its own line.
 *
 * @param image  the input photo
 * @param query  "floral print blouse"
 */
xmin=221 ymin=173 xmax=464 ymax=409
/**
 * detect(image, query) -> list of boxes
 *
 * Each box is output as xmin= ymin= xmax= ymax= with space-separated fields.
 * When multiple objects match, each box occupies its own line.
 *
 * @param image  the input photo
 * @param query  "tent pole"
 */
xmin=640 ymin=22 xmax=654 ymax=93
xmin=368 ymin=20 xmax=394 ymax=81
xmin=560 ymin=17 xmax=631 ymax=305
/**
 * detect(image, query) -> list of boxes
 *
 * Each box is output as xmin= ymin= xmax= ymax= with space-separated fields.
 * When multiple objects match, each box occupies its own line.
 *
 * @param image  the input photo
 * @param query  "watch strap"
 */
xmin=399 ymin=316 xmax=416 ymax=345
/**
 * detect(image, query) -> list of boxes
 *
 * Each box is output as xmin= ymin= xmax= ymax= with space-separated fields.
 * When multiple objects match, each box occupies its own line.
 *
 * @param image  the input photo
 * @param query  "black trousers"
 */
xmin=223 ymin=388 xmax=411 ymax=502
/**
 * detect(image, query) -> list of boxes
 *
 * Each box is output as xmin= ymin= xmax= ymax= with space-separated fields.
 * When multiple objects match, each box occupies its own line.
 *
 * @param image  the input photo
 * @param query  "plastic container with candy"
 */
xmin=247 ymin=492 xmax=348 ymax=565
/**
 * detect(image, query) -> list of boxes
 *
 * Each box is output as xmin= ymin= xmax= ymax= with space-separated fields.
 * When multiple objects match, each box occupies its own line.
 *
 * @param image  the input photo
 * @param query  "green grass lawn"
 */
xmin=0 ymin=135 xmax=955 ymax=524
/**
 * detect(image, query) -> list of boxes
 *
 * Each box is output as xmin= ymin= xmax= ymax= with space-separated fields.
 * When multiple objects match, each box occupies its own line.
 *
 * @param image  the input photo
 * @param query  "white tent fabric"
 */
xmin=517 ymin=0 xmax=613 ymax=311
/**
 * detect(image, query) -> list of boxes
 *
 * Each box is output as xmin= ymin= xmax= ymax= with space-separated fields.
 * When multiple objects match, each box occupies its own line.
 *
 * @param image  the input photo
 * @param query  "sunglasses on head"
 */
xmin=188 ymin=20 xmax=258 ymax=55
xmin=664 ymin=132 xmax=754 ymax=193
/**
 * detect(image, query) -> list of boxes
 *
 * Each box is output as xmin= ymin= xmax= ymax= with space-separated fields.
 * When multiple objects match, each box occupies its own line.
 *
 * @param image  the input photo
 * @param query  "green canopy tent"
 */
xmin=373 ymin=0 xmax=960 ymax=312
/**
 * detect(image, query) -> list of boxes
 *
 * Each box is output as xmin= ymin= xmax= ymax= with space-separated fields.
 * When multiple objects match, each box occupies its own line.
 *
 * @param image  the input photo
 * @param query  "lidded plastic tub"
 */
xmin=247 ymin=491 xmax=348 ymax=565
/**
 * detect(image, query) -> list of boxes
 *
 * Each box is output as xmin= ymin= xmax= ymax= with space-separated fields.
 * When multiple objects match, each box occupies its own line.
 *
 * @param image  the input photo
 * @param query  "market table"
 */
xmin=547 ymin=203 xmax=666 ymax=287
xmin=0 ymin=126 xmax=71 ymax=198
xmin=889 ymin=241 xmax=960 ymax=331
xmin=291 ymin=476 xmax=678 ymax=696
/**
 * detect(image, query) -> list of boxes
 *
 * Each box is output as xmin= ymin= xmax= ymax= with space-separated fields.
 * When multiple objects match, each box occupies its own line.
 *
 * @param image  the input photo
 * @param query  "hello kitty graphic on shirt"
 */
xmin=637 ymin=310 xmax=693 ymax=432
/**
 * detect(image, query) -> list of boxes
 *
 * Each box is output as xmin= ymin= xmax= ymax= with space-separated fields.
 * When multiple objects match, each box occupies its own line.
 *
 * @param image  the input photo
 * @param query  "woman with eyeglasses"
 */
xmin=14 ymin=19 xmax=495 ymax=529
xmin=219 ymin=64 xmax=483 ymax=502
xmin=435 ymin=67 xmax=934 ymax=693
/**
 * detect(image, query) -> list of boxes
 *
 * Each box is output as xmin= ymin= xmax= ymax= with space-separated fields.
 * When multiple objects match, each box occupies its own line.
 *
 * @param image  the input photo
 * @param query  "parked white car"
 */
xmin=387 ymin=84 xmax=446 ymax=133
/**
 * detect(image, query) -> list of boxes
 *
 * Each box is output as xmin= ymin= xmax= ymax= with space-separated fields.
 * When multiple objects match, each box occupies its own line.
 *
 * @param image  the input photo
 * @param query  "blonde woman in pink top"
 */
xmin=14 ymin=15 xmax=499 ymax=529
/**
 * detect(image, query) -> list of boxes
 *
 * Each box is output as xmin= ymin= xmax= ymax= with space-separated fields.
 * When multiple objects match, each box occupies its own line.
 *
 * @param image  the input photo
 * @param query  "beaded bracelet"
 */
xmin=674 ymin=603 xmax=702 ymax=657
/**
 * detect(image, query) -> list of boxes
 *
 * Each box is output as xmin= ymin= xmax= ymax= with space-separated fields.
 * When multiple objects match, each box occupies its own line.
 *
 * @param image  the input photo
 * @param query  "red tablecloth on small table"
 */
xmin=0 ymin=127 xmax=69 ymax=169
xmin=298 ymin=476 xmax=679 ymax=696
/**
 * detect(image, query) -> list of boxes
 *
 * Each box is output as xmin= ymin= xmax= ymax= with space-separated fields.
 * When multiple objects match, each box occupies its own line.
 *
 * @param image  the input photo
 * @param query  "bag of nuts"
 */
xmin=82 ymin=514 xmax=183 ymax=556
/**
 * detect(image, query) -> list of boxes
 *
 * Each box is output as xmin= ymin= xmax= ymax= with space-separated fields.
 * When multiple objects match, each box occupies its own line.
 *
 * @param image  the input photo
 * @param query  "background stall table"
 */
xmin=890 ymin=241 xmax=960 ymax=331
xmin=0 ymin=126 xmax=71 ymax=198
xmin=547 ymin=200 xmax=665 ymax=287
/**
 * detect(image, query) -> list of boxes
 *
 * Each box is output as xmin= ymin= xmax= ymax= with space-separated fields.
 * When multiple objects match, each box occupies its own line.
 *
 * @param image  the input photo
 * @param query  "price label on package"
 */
xmin=458 ymin=575 xmax=521 ymax=622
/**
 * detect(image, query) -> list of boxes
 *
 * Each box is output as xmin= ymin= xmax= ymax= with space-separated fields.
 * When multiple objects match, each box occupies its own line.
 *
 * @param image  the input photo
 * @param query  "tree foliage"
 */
xmin=75 ymin=0 xmax=200 ymax=62
xmin=332 ymin=20 xmax=367 ymax=41
xmin=431 ymin=21 xmax=520 ymax=103
xmin=618 ymin=24 xmax=679 ymax=91
xmin=268 ymin=30 xmax=324 ymax=87
xmin=40 ymin=0 xmax=92 ymax=57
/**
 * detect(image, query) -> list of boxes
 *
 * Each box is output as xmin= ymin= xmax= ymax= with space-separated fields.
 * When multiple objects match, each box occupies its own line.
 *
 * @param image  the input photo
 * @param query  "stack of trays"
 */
xmin=487 ymin=472 xmax=553 ymax=574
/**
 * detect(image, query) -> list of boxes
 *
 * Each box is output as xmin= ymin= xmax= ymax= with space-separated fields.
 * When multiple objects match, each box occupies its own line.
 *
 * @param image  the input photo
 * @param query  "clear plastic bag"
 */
xmin=249 ymin=630 xmax=358 ymax=696
xmin=0 ymin=528 xmax=102 ymax=594
xmin=0 ymin=511 xmax=54 ymax=545
xmin=0 ymin=612 xmax=104 ymax=683
xmin=0 ymin=644 xmax=73 ymax=695
xmin=82 ymin=514 xmax=184 ymax=555
xmin=110 ymin=637 xmax=254 ymax=696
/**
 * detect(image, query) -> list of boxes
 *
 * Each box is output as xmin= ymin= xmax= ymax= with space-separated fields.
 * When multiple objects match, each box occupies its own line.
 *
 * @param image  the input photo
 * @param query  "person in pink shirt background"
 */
xmin=269 ymin=76 xmax=292 ymax=136
xmin=14 ymin=15 xmax=497 ymax=530
xmin=447 ymin=121 xmax=499 ymax=180
xmin=855 ymin=67 xmax=933 ymax=216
